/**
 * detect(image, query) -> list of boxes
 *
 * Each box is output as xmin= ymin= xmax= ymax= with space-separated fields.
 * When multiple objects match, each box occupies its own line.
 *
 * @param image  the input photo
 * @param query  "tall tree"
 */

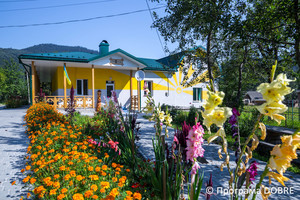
xmin=151 ymin=0 xmax=232 ymax=82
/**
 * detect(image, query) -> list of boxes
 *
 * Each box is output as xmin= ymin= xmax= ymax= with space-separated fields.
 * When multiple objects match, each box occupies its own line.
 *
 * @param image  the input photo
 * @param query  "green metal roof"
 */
xmin=138 ymin=57 xmax=175 ymax=71
xmin=19 ymin=52 xmax=97 ymax=63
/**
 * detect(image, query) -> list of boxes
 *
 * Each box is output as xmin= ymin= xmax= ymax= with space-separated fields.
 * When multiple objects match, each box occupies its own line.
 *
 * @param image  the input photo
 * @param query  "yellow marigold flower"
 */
xmin=90 ymin=184 xmax=98 ymax=192
xmin=133 ymin=192 xmax=142 ymax=200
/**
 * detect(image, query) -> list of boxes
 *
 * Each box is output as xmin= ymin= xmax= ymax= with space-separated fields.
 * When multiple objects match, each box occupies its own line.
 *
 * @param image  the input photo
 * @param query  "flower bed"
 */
xmin=22 ymin=102 xmax=142 ymax=200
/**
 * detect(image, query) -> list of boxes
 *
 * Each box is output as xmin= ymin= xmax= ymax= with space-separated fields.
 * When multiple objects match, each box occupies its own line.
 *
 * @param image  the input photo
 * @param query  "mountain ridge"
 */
xmin=0 ymin=43 xmax=99 ymax=67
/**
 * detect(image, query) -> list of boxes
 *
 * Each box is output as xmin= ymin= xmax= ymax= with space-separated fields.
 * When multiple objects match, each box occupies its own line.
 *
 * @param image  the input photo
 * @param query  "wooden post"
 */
xmin=83 ymin=97 xmax=86 ymax=108
xmin=64 ymin=63 xmax=67 ymax=109
xmin=137 ymin=68 xmax=140 ymax=111
xmin=130 ymin=70 xmax=133 ymax=109
xmin=92 ymin=65 xmax=95 ymax=108
xmin=54 ymin=97 xmax=57 ymax=109
xmin=96 ymin=90 xmax=101 ymax=112
xmin=31 ymin=61 xmax=35 ymax=104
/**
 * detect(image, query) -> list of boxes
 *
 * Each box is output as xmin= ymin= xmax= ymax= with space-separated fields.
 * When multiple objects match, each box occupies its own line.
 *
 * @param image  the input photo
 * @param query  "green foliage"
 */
xmin=0 ymin=59 xmax=28 ymax=104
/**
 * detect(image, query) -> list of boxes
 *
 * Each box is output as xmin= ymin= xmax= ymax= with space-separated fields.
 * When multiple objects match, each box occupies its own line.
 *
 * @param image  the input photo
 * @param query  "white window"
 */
xmin=106 ymin=81 xmax=115 ymax=97
xmin=77 ymin=79 xmax=88 ymax=95
xmin=193 ymin=88 xmax=202 ymax=101
xmin=144 ymin=81 xmax=153 ymax=96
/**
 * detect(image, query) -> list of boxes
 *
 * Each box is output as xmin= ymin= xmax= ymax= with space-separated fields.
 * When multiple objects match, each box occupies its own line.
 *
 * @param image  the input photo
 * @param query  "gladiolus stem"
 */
xmin=233 ymin=114 xmax=263 ymax=197
xmin=252 ymin=163 xmax=269 ymax=200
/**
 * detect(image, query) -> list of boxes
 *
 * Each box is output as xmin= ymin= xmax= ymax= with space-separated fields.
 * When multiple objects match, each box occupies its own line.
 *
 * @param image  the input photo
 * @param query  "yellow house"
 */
xmin=19 ymin=40 xmax=209 ymax=110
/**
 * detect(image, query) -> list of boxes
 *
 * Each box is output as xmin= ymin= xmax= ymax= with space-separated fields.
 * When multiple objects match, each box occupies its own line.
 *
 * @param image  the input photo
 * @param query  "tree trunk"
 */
xmin=294 ymin=0 xmax=300 ymax=68
xmin=236 ymin=47 xmax=247 ymax=109
xmin=207 ymin=30 xmax=214 ymax=84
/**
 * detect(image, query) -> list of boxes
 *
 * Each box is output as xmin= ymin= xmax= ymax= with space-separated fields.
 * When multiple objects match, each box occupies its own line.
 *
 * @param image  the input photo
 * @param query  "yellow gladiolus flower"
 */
xmin=207 ymin=128 xmax=226 ymax=144
xmin=164 ymin=113 xmax=172 ymax=127
xmin=202 ymin=107 xmax=232 ymax=132
xmin=267 ymin=171 xmax=289 ymax=186
xmin=256 ymin=101 xmax=287 ymax=124
xmin=203 ymin=91 xmax=225 ymax=114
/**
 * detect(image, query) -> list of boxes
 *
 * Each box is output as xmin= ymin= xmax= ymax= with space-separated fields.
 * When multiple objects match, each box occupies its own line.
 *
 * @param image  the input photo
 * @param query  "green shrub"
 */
xmin=186 ymin=106 xmax=203 ymax=126
xmin=5 ymin=98 xmax=22 ymax=108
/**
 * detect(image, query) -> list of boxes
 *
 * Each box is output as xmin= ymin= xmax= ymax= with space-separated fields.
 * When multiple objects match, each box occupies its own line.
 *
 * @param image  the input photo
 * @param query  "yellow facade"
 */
xmin=52 ymin=66 xmax=140 ymax=92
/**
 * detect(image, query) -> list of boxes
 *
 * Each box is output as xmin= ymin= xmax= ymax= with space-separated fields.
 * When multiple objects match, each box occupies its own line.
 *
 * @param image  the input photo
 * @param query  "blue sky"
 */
xmin=0 ymin=0 xmax=176 ymax=58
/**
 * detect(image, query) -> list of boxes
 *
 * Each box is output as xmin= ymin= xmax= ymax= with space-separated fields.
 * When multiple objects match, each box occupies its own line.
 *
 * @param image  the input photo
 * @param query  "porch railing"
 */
xmin=35 ymin=96 xmax=94 ymax=109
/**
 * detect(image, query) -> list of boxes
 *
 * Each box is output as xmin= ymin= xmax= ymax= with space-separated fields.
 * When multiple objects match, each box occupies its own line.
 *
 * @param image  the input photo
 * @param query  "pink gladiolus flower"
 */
xmin=191 ymin=162 xmax=200 ymax=175
xmin=186 ymin=122 xmax=205 ymax=162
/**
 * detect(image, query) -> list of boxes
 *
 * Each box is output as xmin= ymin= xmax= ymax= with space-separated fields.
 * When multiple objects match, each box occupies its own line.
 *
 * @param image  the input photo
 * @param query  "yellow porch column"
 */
xmin=31 ymin=61 xmax=35 ymax=105
xmin=64 ymin=63 xmax=67 ymax=108
xmin=137 ymin=68 xmax=140 ymax=111
xmin=92 ymin=65 xmax=95 ymax=108
xmin=130 ymin=70 xmax=133 ymax=104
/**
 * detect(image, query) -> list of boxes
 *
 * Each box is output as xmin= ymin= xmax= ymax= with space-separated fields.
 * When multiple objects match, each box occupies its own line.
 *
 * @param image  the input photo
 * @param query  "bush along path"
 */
xmin=15 ymin=102 xmax=144 ymax=200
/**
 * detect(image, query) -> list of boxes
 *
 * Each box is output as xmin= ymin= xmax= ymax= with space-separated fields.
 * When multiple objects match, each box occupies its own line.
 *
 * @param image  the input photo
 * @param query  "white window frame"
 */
xmin=76 ymin=79 xmax=88 ymax=96
xmin=193 ymin=87 xmax=202 ymax=102
xmin=144 ymin=80 xmax=153 ymax=96
xmin=106 ymin=81 xmax=115 ymax=97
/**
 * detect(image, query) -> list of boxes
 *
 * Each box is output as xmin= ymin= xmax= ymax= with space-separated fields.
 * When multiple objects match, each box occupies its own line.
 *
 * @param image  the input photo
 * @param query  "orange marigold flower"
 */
xmin=49 ymin=189 xmax=57 ymax=195
xmin=126 ymin=169 xmax=130 ymax=172
xmin=57 ymin=194 xmax=66 ymax=200
xmin=84 ymin=190 xmax=93 ymax=198
xmin=92 ymin=195 xmax=98 ymax=199
xmin=95 ymin=166 xmax=101 ymax=172
xmin=61 ymin=188 xmax=68 ymax=194
xmin=11 ymin=181 xmax=16 ymax=185
xmin=89 ymin=175 xmax=99 ymax=181
xmin=126 ymin=191 xmax=133 ymax=196
xmin=100 ymin=188 xmax=105 ymax=193
xmin=88 ymin=166 xmax=94 ymax=171
xmin=64 ymin=174 xmax=71 ymax=181
xmin=102 ymin=165 xmax=108 ymax=170
xmin=69 ymin=180 xmax=73 ymax=186
xmin=72 ymin=193 xmax=84 ymax=200
xmin=100 ymin=181 xmax=110 ymax=189
xmin=22 ymin=176 xmax=30 ymax=183
xmin=54 ymin=174 xmax=60 ymax=179
xmin=76 ymin=175 xmax=84 ymax=181
xmin=133 ymin=192 xmax=142 ymax=200
xmin=59 ymin=165 xmax=66 ymax=171
xmin=27 ymin=193 xmax=31 ymax=198
xmin=90 ymin=184 xmax=98 ymax=192
xmin=25 ymin=165 xmax=31 ymax=171
xmin=20 ymin=169 xmax=25 ymax=173
xmin=112 ymin=163 xmax=117 ymax=168
xmin=53 ymin=181 xmax=60 ymax=188
xmin=30 ymin=178 xmax=36 ymax=184
xmin=109 ymin=188 xmax=119 ymax=197
xmin=112 ymin=177 xmax=117 ymax=182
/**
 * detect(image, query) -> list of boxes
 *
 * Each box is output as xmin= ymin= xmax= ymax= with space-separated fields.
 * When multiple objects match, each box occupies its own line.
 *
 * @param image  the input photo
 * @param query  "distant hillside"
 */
xmin=0 ymin=43 xmax=98 ymax=67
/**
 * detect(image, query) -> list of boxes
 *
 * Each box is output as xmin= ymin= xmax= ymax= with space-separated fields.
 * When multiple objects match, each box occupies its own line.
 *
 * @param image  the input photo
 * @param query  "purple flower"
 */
xmin=247 ymin=161 xmax=258 ymax=184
